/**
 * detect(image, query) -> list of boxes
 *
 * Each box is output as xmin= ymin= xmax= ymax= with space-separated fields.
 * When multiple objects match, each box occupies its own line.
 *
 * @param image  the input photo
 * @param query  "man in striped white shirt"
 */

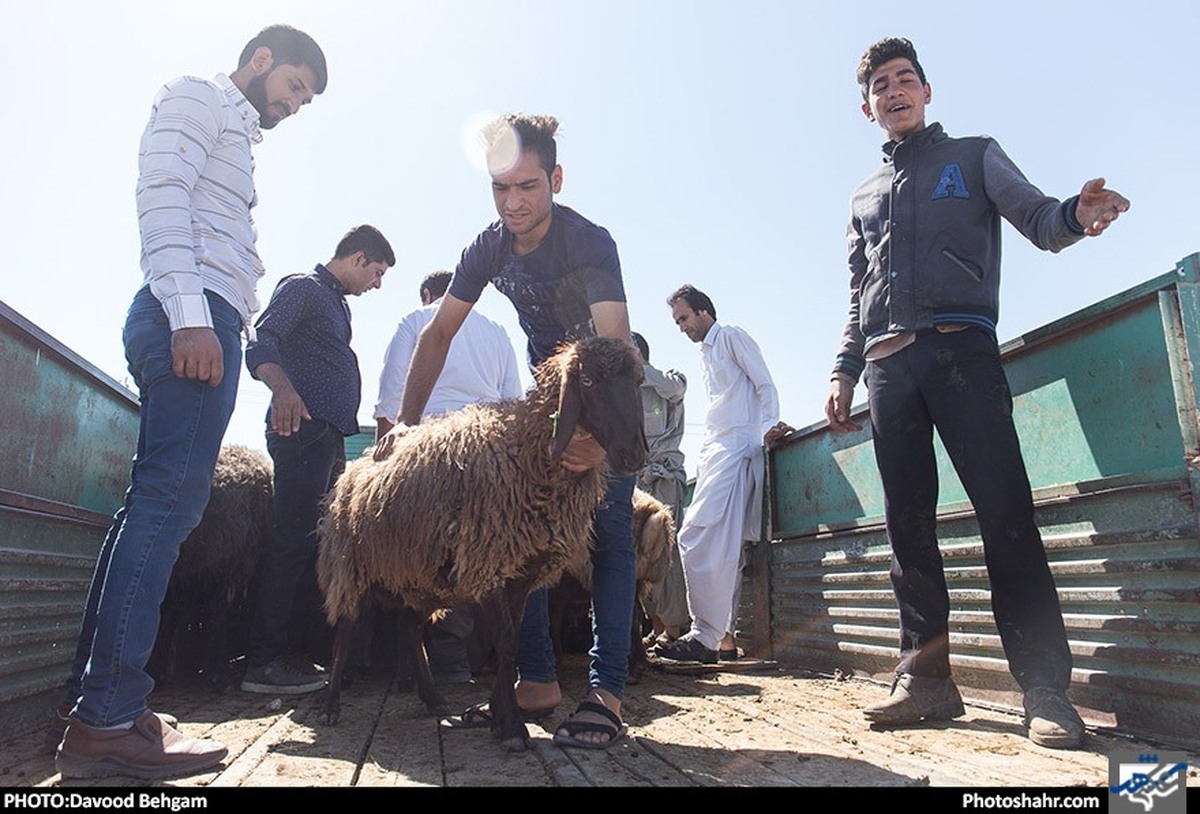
xmin=56 ymin=24 xmax=327 ymax=781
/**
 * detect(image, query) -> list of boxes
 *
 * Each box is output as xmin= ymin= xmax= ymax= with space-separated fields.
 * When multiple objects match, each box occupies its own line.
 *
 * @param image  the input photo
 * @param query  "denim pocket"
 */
xmin=122 ymin=290 xmax=174 ymax=392
xmin=207 ymin=291 xmax=244 ymax=337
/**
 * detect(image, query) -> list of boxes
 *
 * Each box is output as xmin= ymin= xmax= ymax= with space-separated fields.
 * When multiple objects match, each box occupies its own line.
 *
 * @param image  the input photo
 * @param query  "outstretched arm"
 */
xmin=1073 ymin=178 xmax=1129 ymax=236
xmin=375 ymin=295 xmax=473 ymax=461
xmin=398 ymin=294 xmax=473 ymax=425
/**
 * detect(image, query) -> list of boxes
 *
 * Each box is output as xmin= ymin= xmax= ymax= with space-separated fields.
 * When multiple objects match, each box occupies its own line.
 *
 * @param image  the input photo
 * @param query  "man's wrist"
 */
xmin=1063 ymin=195 xmax=1086 ymax=235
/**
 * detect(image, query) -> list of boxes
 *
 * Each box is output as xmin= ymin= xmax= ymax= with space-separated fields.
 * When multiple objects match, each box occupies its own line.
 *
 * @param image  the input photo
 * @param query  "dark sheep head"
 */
xmin=543 ymin=337 xmax=648 ymax=476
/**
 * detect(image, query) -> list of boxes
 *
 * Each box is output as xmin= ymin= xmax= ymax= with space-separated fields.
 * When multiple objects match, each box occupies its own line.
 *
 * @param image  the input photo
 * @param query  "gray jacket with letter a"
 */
xmin=833 ymin=122 xmax=1086 ymax=383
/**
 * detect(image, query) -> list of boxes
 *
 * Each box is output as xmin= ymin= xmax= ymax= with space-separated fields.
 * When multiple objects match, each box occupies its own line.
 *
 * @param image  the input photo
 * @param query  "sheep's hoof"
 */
xmin=499 ymin=735 xmax=531 ymax=752
xmin=324 ymin=708 xmax=341 ymax=726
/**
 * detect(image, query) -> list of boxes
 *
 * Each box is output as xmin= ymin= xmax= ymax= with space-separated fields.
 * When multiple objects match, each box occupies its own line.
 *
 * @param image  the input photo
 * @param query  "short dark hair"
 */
xmin=333 ymin=224 xmax=395 ymax=267
xmin=485 ymin=113 xmax=559 ymax=176
xmin=238 ymin=24 xmax=328 ymax=94
xmin=420 ymin=271 xmax=452 ymax=302
xmin=857 ymin=37 xmax=926 ymax=101
xmin=667 ymin=284 xmax=717 ymax=322
xmin=631 ymin=331 xmax=650 ymax=363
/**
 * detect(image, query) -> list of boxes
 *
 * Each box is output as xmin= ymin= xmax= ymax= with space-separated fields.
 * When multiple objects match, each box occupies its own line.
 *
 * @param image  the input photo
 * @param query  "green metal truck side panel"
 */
xmin=763 ymin=254 xmax=1200 ymax=749
xmin=0 ymin=300 xmax=138 ymax=730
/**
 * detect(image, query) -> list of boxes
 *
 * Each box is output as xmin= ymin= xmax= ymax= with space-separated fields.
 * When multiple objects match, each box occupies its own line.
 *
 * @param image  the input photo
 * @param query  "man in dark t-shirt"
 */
xmin=451 ymin=202 xmax=625 ymax=368
xmin=381 ymin=114 xmax=635 ymax=750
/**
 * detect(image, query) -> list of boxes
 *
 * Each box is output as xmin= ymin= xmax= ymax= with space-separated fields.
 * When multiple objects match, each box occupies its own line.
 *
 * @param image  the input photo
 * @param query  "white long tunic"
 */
xmin=679 ymin=322 xmax=780 ymax=648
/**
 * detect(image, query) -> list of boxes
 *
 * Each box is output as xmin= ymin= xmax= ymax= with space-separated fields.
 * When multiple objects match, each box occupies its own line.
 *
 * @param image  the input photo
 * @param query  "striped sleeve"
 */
xmin=137 ymin=77 xmax=224 ymax=330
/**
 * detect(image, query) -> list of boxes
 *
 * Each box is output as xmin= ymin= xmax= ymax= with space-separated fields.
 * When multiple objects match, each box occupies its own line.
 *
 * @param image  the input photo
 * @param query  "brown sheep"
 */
xmin=550 ymin=488 xmax=675 ymax=682
xmin=316 ymin=337 xmax=646 ymax=750
xmin=147 ymin=445 xmax=273 ymax=691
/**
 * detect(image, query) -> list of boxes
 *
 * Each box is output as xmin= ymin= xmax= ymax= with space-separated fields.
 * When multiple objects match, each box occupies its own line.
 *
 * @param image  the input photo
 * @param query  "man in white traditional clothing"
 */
xmin=655 ymin=285 xmax=792 ymax=664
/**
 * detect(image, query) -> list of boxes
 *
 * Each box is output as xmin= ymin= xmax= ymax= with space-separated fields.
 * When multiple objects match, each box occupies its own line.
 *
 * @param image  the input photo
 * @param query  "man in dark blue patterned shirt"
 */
xmin=241 ymin=224 xmax=394 ymax=694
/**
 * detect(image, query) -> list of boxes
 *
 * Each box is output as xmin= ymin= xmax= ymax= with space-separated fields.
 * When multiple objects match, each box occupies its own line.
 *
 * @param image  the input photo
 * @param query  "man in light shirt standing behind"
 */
xmin=374 ymin=269 xmax=523 ymax=684
xmin=56 ymin=24 xmax=326 ymax=780
xmin=375 ymin=270 xmax=522 ymax=438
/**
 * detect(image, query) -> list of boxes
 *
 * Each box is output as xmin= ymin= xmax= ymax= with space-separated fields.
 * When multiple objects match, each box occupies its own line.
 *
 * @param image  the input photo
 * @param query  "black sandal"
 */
xmin=552 ymin=700 xmax=627 ymax=750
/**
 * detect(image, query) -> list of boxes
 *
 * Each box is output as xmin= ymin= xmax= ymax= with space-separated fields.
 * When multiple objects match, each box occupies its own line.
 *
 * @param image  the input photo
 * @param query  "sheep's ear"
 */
xmin=550 ymin=372 xmax=583 ymax=460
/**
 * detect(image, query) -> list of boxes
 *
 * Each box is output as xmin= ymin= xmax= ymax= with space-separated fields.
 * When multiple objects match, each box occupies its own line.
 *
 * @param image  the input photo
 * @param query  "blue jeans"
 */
xmin=865 ymin=329 xmax=1072 ymax=691
xmin=516 ymin=473 xmax=636 ymax=698
xmin=247 ymin=417 xmax=344 ymax=666
xmin=62 ymin=287 xmax=242 ymax=726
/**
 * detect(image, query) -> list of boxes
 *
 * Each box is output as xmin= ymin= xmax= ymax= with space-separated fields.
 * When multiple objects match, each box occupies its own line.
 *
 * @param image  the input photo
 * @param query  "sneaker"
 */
xmin=1023 ymin=687 xmax=1085 ymax=749
xmin=653 ymin=633 xmax=718 ymax=665
xmin=240 ymin=655 xmax=327 ymax=695
xmin=55 ymin=710 xmax=226 ymax=780
xmin=863 ymin=673 xmax=965 ymax=724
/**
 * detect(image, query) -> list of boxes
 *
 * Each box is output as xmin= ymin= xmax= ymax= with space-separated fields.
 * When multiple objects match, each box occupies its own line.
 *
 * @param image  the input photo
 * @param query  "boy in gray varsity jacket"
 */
xmin=825 ymin=37 xmax=1128 ymax=749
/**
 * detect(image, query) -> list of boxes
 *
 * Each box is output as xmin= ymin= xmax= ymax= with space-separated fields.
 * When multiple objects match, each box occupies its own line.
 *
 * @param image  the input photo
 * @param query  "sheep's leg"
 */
xmin=200 ymin=588 xmax=233 ymax=693
xmin=146 ymin=590 xmax=179 ymax=684
xmin=391 ymin=614 xmax=414 ymax=693
xmin=397 ymin=608 xmax=449 ymax=715
xmin=627 ymin=592 xmax=648 ymax=684
xmin=323 ymin=616 xmax=357 ymax=726
xmin=481 ymin=586 xmax=531 ymax=751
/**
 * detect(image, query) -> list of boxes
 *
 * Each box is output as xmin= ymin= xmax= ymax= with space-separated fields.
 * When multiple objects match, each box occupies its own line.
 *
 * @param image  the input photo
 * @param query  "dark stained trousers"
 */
xmin=864 ymin=328 xmax=1072 ymax=691
xmin=247 ymin=417 xmax=345 ymax=667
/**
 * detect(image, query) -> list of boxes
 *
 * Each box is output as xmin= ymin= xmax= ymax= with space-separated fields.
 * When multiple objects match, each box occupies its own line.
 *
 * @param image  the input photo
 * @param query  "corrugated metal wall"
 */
xmin=0 ymin=301 xmax=138 ymax=731
xmin=761 ymin=254 xmax=1200 ymax=748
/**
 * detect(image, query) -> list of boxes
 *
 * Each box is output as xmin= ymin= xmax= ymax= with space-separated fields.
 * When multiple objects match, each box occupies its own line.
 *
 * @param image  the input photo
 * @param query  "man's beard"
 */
xmin=244 ymin=73 xmax=280 ymax=129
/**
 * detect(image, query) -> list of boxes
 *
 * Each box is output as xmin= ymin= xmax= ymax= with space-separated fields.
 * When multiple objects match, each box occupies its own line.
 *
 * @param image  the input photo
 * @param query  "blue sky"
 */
xmin=2 ymin=0 xmax=1196 ymax=472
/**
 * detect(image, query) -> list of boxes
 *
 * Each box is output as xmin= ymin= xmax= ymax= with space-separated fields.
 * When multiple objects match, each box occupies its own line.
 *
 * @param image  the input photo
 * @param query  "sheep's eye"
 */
xmin=580 ymin=374 xmax=594 ymax=387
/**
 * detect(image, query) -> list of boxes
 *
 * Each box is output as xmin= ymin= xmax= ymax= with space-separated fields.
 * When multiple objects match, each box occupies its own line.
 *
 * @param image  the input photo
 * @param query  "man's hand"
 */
xmin=373 ymin=422 xmax=411 ymax=461
xmin=825 ymin=378 xmax=863 ymax=434
xmin=171 ymin=327 xmax=224 ymax=386
xmin=559 ymin=428 xmax=605 ymax=473
xmin=269 ymin=385 xmax=310 ymax=436
xmin=1074 ymin=178 xmax=1130 ymax=237
xmin=763 ymin=421 xmax=795 ymax=446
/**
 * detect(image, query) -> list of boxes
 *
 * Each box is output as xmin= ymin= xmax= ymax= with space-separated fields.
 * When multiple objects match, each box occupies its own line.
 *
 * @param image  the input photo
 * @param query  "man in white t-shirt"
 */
xmin=375 ymin=270 xmax=521 ymax=435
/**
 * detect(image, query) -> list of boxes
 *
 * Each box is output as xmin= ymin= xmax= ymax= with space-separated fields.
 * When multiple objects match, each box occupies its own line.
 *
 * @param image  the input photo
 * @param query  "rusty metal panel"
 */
xmin=764 ymin=254 xmax=1200 ymax=748
xmin=0 ymin=300 xmax=138 ymax=730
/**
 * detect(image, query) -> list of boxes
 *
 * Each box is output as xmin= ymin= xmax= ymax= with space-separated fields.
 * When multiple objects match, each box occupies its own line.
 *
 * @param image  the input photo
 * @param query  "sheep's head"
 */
xmin=539 ymin=337 xmax=648 ymax=476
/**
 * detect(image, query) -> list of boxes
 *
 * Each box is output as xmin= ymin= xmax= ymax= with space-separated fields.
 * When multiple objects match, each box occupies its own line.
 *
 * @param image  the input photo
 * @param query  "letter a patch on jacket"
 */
xmin=931 ymin=163 xmax=970 ymax=200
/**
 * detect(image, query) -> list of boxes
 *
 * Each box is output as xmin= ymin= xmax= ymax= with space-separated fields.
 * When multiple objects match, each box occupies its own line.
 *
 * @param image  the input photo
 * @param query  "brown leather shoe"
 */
xmin=44 ymin=703 xmax=181 ymax=756
xmin=56 ymin=710 xmax=227 ymax=779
